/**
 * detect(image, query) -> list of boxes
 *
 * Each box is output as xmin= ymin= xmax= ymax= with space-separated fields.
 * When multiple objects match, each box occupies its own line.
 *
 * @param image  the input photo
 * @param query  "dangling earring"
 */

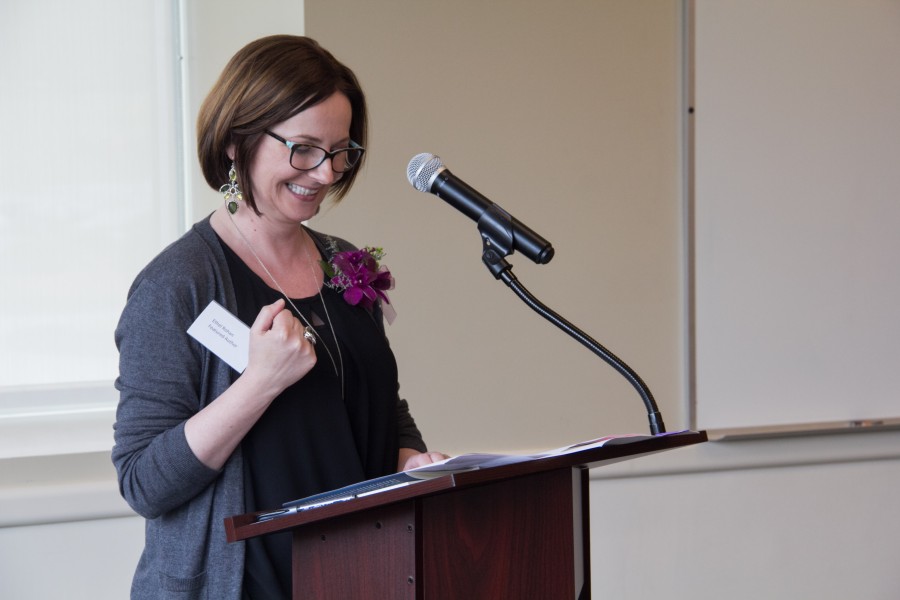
xmin=219 ymin=163 xmax=242 ymax=214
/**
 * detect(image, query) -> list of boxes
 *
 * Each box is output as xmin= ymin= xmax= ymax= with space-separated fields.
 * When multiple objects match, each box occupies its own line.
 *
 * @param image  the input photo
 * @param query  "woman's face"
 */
xmin=249 ymin=92 xmax=353 ymax=225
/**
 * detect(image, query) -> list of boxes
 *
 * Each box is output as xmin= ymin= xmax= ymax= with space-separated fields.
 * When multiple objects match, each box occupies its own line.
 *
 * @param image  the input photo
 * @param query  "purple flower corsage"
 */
xmin=321 ymin=246 xmax=395 ymax=311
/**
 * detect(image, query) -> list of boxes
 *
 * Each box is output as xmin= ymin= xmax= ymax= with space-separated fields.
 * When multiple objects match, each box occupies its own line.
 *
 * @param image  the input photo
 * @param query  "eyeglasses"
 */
xmin=264 ymin=130 xmax=365 ymax=173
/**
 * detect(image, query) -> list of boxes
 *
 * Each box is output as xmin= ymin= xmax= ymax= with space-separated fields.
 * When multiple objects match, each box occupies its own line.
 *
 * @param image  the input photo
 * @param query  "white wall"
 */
xmin=691 ymin=0 xmax=900 ymax=432
xmin=2 ymin=2 xmax=898 ymax=599
xmin=0 ymin=1 xmax=304 ymax=598
xmin=590 ymin=430 xmax=900 ymax=598
xmin=0 ymin=515 xmax=144 ymax=598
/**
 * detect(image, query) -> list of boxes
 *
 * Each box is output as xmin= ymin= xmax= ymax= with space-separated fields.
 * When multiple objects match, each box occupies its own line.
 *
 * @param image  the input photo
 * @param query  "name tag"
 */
xmin=187 ymin=301 xmax=249 ymax=373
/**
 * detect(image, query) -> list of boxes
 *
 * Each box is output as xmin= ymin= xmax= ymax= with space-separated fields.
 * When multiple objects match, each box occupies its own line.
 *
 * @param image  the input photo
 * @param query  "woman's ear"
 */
xmin=226 ymin=143 xmax=235 ymax=162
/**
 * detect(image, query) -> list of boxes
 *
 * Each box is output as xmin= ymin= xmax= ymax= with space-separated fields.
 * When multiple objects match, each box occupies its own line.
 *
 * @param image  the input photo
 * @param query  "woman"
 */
xmin=112 ymin=35 xmax=445 ymax=599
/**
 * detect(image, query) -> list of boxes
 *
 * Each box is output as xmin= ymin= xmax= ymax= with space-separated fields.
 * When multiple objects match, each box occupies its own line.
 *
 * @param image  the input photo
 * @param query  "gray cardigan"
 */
xmin=112 ymin=217 xmax=425 ymax=599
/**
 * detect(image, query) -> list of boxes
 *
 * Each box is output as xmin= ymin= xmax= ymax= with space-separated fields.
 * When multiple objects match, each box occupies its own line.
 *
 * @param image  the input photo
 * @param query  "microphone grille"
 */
xmin=406 ymin=153 xmax=444 ymax=192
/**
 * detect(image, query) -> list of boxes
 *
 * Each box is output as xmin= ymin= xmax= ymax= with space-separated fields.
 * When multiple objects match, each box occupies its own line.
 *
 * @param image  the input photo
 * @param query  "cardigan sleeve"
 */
xmin=112 ymin=275 xmax=221 ymax=519
xmin=397 ymin=397 xmax=427 ymax=452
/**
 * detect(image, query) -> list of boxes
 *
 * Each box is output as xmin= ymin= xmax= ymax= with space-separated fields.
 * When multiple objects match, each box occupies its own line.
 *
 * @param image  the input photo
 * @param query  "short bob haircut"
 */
xmin=197 ymin=35 xmax=367 ymax=213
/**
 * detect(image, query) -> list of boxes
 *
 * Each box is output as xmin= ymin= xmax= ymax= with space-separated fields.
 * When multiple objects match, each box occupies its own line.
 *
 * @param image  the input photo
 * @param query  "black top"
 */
xmin=219 ymin=236 xmax=401 ymax=598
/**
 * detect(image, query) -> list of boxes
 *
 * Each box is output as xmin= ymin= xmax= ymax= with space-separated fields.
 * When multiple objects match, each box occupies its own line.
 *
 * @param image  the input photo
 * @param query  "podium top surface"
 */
xmin=225 ymin=430 xmax=707 ymax=542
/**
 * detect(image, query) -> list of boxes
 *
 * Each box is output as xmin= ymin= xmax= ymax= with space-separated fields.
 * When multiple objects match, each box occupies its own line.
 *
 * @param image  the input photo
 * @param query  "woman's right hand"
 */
xmin=244 ymin=298 xmax=317 ymax=397
xmin=184 ymin=299 xmax=317 ymax=470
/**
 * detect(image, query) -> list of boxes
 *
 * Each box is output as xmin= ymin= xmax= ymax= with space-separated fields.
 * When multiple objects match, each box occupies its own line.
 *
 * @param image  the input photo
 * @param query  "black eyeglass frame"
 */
xmin=264 ymin=130 xmax=365 ymax=173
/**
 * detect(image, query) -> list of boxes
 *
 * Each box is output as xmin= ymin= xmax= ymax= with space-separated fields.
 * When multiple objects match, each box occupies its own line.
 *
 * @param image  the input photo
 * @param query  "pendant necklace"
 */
xmin=226 ymin=210 xmax=345 ymax=399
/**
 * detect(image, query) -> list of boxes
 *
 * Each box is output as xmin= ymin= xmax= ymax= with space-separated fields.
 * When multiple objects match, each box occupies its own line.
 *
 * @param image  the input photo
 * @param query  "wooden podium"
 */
xmin=225 ymin=431 xmax=706 ymax=599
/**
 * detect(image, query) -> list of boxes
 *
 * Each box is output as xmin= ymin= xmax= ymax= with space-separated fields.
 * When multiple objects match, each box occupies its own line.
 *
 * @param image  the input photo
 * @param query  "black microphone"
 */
xmin=406 ymin=153 xmax=555 ymax=264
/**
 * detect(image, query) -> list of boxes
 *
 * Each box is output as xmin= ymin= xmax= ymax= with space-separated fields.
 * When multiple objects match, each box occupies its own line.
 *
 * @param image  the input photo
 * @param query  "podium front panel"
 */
xmin=291 ymin=500 xmax=417 ymax=599
xmin=419 ymin=467 xmax=587 ymax=599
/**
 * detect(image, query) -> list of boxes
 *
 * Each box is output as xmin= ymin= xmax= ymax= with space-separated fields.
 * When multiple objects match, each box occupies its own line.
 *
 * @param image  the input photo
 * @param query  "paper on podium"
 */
xmin=405 ymin=433 xmax=652 ymax=475
xmin=264 ymin=433 xmax=671 ymax=521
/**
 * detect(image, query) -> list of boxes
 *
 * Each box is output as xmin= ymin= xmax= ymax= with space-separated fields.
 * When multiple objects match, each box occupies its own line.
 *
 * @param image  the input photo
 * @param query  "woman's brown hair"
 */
xmin=197 ymin=35 xmax=367 ymax=213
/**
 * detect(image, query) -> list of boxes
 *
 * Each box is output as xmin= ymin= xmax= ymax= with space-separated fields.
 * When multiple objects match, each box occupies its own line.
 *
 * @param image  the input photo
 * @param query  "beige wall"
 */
xmin=307 ymin=0 xmax=685 ymax=453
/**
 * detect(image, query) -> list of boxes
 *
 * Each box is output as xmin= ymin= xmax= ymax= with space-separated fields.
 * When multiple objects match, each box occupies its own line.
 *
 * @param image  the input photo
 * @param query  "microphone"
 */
xmin=406 ymin=154 xmax=664 ymax=434
xmin=406 ymin=153 xmax=555 ymax=265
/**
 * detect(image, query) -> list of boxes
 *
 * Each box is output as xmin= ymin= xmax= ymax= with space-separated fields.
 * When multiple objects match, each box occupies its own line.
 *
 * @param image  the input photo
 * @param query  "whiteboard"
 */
xmin=691 ymin=0 xmax=900 ymax=431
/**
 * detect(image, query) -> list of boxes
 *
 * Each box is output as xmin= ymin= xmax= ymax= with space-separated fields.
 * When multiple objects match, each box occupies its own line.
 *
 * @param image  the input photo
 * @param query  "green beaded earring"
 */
xmin=219 ymin=163 xmax=242 ymax=214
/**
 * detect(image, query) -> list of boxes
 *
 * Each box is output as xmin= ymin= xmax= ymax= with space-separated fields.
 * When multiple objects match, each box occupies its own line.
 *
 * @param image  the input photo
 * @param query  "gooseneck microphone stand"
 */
xmin=478 ymin=208 xmax=666 ymax=436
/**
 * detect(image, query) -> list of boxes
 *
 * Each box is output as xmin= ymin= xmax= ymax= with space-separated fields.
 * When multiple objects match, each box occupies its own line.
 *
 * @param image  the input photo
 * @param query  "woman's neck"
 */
xmin=211 ymin=205 xmax=323 ymax=298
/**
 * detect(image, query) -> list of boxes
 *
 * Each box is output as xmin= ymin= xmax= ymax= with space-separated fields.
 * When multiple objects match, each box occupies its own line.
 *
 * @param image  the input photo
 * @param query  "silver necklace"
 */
xmin=226 ymin=210 xmax=345 ymax=398
xmin=301 ymin=236 xmax=345 ymax=400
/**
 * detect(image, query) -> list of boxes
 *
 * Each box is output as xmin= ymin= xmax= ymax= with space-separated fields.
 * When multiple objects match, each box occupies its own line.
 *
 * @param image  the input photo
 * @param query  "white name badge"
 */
xmin=186 ymin=301 xmax=250 ymax=373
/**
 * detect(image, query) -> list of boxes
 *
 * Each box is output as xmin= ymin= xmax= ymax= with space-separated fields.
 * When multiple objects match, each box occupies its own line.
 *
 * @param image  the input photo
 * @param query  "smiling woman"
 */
xmin=111 ymin=33 xmax=442 ymax=599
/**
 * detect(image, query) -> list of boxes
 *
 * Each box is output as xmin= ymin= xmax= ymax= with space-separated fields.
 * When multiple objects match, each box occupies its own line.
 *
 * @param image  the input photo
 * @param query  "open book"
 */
xmin=257 ymin=433 xmax=671 ymax=521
